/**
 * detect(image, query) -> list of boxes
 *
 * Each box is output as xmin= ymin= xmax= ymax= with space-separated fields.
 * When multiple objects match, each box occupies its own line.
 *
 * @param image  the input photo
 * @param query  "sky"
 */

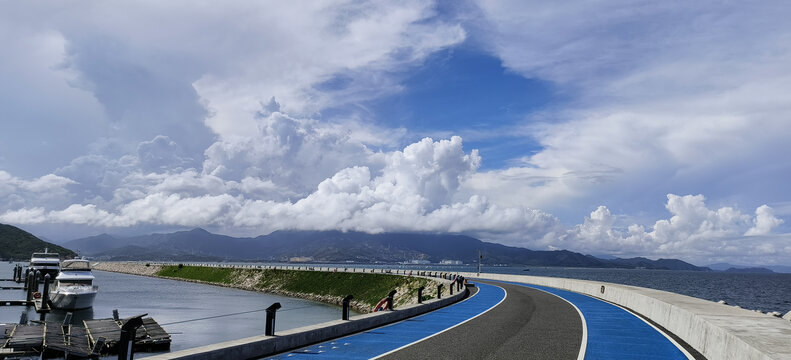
xmin=1 ymin=1 xmax=790 ymax=266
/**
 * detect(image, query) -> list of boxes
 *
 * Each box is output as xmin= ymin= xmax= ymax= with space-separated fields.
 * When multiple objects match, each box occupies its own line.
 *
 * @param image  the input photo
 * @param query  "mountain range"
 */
xmin=63 ymin=228 xmax=709 ymax=270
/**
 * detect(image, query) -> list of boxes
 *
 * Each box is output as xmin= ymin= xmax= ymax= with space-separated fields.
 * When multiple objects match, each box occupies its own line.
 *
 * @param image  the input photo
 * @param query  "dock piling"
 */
xmin=42 ymin=274 xmax=51 ymax=310
xmin=265 ymin=302 xmax=282 ymax=336
xmin=24 ymin=268 xmax=30 ymax=291
xmin=25 ymin=271 xmax=34 ymax=301
xmin=342 ymin=295 xmax=353 ymax=320
xmin=19 ymin=311 xmax=28 ymax=325
xmin=450 ymin=282 xmax=454 ymax=295
xmin=113 ymin=309 xmax=120 ymax=321
xmin=437 ymin=284 xmax=443 ymax=299
xmin=417 ymin=286 xmax=424 ymax=304
xmin=32 ymin=270 xmax=40 ymax=291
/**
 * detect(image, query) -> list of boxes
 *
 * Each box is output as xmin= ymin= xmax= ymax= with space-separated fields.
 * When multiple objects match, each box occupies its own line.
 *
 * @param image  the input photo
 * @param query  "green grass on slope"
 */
xmin=157 ymin=265 xmax=235 ymax=283
xmin=157 ymin=266 xmax=432 ymax=307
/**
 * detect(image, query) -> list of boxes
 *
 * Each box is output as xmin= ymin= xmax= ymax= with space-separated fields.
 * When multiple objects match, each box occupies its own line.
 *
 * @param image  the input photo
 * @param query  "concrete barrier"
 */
xmin=144 ymin=273 xmax=468 ymax=360
xmin=458 ymin=272 xmax=791 ymax=360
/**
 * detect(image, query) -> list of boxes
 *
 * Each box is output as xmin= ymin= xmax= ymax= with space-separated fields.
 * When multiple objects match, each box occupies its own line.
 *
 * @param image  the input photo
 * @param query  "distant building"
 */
xmin=402 ymin=259 xmax=431 ymax=265
xmin=289 ymin=256 xmax=314 ymax=263
xmin=440 ymin=259 xmax=463 ymax=265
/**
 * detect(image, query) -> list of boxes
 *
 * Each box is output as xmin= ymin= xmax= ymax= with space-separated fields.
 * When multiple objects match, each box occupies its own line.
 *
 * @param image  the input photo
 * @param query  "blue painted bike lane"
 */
xmin=492 ymin=280 xmax=691 ymax=360
xmin=263 ymin=282 xmax=506 ymax=360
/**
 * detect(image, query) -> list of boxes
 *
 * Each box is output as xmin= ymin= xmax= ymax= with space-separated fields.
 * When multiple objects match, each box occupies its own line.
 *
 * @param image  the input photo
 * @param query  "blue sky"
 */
xmin=1 ymin=1 xmax=790 ymax=266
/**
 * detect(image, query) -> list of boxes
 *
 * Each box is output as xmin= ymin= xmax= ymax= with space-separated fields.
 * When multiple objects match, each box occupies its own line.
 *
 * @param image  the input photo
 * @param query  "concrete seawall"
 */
xmin=460 ymin=272 xmax=791 ymax=360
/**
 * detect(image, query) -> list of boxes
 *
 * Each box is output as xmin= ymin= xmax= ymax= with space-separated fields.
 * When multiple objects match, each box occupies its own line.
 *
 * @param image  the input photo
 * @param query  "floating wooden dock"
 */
xmin=0 ymin=316 xmax=171 ymax=359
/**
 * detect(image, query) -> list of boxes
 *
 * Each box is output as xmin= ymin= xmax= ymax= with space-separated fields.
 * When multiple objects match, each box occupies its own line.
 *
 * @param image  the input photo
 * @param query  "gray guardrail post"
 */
xmin=118 ymin=314 xmax=146 ymax=360
xmin=342 ymin=295 xmax=353 ymax=320
xmin=417 ymin=286 xmax=425 ymax=304
xmin=387 ymin=290 xmax=397 ymax=310
xmin=437 ymin=284 xmax=443 ymax=299
xmin=265 ymin=302 xmax=282 ymax=336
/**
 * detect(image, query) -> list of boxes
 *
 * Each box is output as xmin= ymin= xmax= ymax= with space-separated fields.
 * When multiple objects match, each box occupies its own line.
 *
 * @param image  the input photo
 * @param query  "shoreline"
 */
xmin=93 ymin=262 xmax=441 ymax=314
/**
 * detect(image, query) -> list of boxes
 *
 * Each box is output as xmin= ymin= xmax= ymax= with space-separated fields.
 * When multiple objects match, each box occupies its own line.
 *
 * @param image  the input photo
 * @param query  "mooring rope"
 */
xmin=159 ymin=304 xmax=319 ymax=326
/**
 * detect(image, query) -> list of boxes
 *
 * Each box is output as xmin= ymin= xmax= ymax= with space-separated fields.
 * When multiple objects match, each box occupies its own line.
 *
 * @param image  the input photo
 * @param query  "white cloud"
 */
xmin=561 ymin=194 xmax=788 ymax=264
xmin=745 ymin=205 xmax=784 ymax=236
xmin=464 ymin=0 xmax=791 ymax=224
xmin=2 ymin=137 xmax=558 ymax=243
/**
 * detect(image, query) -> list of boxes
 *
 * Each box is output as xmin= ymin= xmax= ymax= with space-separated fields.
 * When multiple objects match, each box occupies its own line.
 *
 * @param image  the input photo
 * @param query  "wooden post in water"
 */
xmin=32 ymin=270 xmax=40 ymax=291
xmin=42 ymin=274 xmax=51 ymax=310
xmin=23 ymin=268 xmax=30 ymax=290
xmin=26 ymin=271 xmax=34 ymax=301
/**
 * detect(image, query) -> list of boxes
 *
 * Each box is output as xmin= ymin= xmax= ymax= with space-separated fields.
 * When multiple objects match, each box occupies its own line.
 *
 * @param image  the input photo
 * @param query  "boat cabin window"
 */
xmin=60 ymin=280 xmax=93 ymax=286
xmin=61 ymin=261 xmax=91 ymax=271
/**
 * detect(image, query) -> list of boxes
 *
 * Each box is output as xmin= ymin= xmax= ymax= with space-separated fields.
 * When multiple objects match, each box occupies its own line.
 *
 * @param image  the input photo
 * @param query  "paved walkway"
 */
xmin=493 ymin=280 xmax=693 ymax=360
xmin=382 ymin=280 xmax=583 ymax=360
xmin=263 ymin=279 xmax=694 ymax=360
xmin=262 ymin=283 xmax=505 ymax=359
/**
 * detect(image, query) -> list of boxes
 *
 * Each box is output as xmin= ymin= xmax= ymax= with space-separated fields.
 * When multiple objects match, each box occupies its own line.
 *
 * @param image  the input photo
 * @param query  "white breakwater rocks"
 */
xmin=93 ymin=261 xmax=162 ymax=276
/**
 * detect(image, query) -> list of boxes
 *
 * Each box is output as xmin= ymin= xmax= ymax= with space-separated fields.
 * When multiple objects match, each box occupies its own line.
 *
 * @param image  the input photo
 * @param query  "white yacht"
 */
xmin=29 ymin=251 xmax=61 ymax=279
xmin=49 ymin=259 xmax=98 ymax=310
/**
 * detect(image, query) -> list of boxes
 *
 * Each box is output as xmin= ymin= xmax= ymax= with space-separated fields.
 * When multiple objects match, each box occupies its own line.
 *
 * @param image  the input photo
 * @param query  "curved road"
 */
xmin=264 ymin=279 xmax=693 ymax=360
xmin=382 ymin=280 xmax=582 ymax=360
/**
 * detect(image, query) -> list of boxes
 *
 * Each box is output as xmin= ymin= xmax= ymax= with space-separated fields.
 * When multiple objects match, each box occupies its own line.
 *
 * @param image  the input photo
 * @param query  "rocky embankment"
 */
xmin=93 ymin=262 xmax=442 ymax=313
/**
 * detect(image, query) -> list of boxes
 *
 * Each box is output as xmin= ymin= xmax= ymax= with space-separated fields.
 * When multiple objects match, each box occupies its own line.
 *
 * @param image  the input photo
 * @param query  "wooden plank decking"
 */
xmin=0 ymin=317 xmax=170 ymax=359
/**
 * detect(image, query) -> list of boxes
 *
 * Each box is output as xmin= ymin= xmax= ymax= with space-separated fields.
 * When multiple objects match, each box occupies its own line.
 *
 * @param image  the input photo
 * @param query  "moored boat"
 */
xmin=29 ymin=251 xmax=61 ymax=279
xmin=49 ymin=259 xmax=98 ymax=310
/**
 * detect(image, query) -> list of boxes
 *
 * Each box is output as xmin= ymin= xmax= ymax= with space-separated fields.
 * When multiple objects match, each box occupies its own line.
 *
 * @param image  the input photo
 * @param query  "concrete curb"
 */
xmin=459 ymin=272 xmax=791 ymax=360
xmin=143 ymin=273 xmax=468 ymax=360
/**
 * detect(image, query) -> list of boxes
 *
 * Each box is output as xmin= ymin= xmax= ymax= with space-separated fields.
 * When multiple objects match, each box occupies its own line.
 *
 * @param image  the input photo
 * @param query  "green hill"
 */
xmin=0 ymin=223 xmax=77 ymax=260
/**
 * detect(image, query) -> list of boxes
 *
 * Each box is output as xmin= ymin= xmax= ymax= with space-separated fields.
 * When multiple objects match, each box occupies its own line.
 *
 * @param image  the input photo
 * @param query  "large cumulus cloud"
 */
xmin=0 ymin=136 xmax=560 ymax=244
xmin=562 ymin=194 xmax=786 ymax=264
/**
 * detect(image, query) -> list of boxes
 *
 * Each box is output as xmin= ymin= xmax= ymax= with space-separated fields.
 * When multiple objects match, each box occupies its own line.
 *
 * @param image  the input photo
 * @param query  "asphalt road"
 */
xmin=381 ymin=280 xmax=583 ymax=360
